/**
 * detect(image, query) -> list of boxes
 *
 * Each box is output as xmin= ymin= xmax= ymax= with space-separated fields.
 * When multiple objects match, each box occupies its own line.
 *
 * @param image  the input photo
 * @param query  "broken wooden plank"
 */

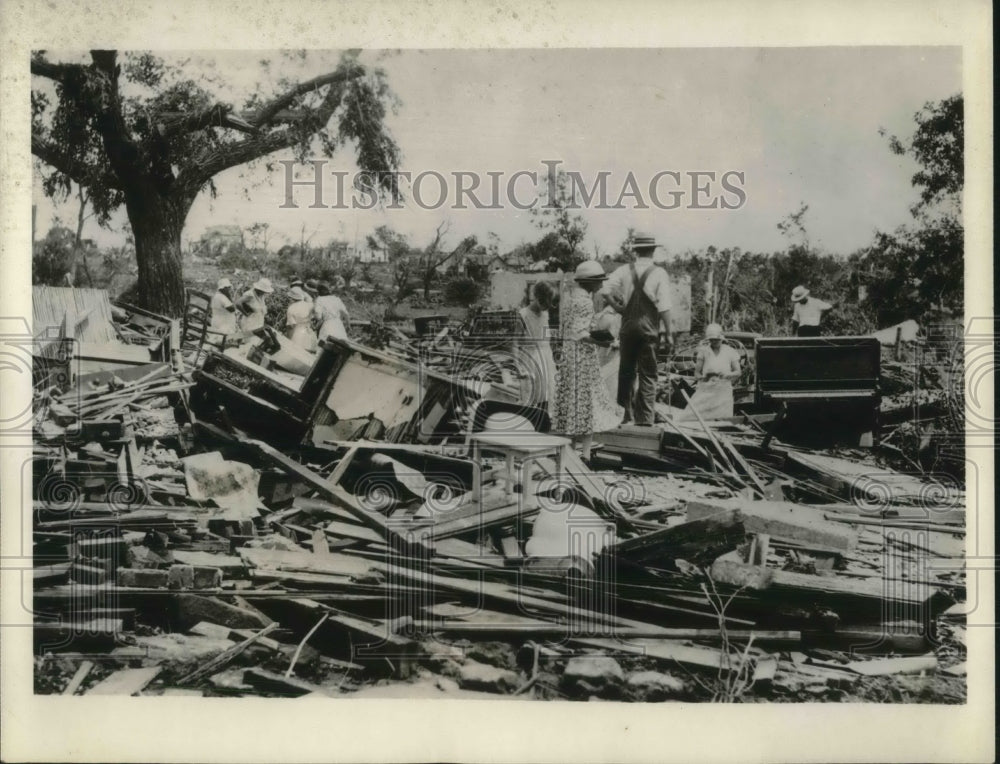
xmin=607 ymin=508 xmax=745 ymax=567
xmin=688 ymin=500 xmax=858 ymax=552
xmin=62 ymin=661 xmax=94 ymax=695
xmin=842 ymin=654 xmax=938 ymax=676
xmin=87 ymin=666 xmax=162 ymax=696
xmin=245 ymin=440 xmax=429 ymax=551
xmin=176 ymin=622 xmax=280 ymax=686
xmin=242 ymin=667 xmax=331 ymax=697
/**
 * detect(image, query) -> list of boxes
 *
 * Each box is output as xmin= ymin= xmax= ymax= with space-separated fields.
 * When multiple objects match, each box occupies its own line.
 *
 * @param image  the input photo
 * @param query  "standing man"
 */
xmin=601 ymin=232 xmax=672 ymax=426
xmin=209 ymin=277 xmax=238 ymax=340
xmin=790 ymin=285 xmax=833 ymax=336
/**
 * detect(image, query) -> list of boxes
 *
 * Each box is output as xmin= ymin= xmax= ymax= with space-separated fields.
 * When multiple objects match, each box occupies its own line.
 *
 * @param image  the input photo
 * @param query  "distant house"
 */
xmin=323 ymin=241 xmax=363 ymax=262
xmin=197 ymin=225 xmax=244 ymax=257
xmin=501 ymin=249 xmax=532 ymax=272
xmin=359 ymin=244 xmax=389 ymax=263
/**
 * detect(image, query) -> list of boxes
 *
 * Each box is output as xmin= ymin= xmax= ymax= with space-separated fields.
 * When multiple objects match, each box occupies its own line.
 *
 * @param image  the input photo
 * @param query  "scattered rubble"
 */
xmin=30 ymin=289 xmax=966 ymax=702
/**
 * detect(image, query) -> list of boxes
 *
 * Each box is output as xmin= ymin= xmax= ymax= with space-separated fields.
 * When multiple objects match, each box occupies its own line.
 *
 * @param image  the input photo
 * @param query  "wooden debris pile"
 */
xmin=28 ymin=305 xmax=967 ymax=702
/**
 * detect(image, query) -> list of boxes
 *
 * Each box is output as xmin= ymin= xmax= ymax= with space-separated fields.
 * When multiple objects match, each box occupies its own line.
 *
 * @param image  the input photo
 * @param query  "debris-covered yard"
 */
xmin=29 ymin=285 xmax=967 ymax=703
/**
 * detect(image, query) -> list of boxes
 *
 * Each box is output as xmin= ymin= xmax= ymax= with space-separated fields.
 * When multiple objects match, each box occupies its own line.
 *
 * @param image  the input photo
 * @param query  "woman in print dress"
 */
xmin=553 ymin=261 xmax=623 ymax=460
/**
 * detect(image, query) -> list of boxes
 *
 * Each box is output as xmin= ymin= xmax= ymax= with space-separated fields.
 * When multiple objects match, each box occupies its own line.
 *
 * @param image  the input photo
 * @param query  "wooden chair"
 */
xmin=182 ymin=289 xmax=226 ymax=366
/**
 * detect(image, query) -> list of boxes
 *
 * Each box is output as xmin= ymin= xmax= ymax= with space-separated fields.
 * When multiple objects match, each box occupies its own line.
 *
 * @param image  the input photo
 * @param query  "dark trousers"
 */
xmin=797 ymin=324 xmax=821 ymax=337
xmin=618 ymin=330 xmax=658 ymax=425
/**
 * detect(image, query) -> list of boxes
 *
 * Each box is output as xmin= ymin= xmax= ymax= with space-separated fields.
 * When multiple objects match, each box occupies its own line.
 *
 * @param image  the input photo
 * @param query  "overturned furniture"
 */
xmin=191 ymin=337 xmax=514 ymax=447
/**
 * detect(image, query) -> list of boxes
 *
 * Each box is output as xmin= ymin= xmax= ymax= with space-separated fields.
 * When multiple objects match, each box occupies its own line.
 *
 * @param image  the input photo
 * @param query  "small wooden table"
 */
xmin=468 ymin=432 xmax=573 ymax=512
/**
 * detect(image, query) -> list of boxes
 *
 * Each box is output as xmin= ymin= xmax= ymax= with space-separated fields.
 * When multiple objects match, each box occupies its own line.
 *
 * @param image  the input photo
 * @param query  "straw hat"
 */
xmin=253 ymin=277 xmax=274 ymax=294
xmin=791 ymin=285 xmax=810 ymax=302
xmin=574 ymin=260 xmax=607 ymax=282
xmin=289 ymin=286 xmax=309 ymax=301
xmin=631 ymin=231 xmax=660 ymax=252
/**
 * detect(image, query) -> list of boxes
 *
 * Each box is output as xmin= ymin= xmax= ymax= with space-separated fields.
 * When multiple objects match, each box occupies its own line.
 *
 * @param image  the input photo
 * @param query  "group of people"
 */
xmin=208 ymin=275 xmax=350 ymax=351
xmin=515 ymin=232 xmax=836 ymax=454
xmin=515 ymin=232 xmax=675 ymax=459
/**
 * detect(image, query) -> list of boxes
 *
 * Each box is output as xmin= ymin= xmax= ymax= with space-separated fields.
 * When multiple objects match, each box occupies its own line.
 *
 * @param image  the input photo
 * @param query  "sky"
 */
xmin=32 ymin=47 xmax=961 ymax=258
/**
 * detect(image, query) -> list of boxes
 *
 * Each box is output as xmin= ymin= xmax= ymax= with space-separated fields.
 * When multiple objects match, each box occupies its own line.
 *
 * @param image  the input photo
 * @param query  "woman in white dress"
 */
xmin=285 ymin=285 xmax=318 ymax=351
xmin=314 ymin=281 xmax=350 ymax=341
xmin=679 ymin=322 xmax=741 ymax=421
xmin=516 ymin=281 xmax=557 ymax=414
xmin=236 ymin=277 xmax=273 ymax=336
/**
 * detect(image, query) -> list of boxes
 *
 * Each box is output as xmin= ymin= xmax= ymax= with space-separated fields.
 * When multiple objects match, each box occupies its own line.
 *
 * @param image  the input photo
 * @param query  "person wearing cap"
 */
xmin=314 ymin=281 xmax=350 ymax=342
xmin=285 ymin=285 xmax=318 ymax=351
xmin=601 ymin=232 xmax=672 ymax=426
xmin=553 ymin=260 xmax=623 ymax=460
xmin=304 ymin=278 xmax=320 ymax=301
xmin=209 ymin=277 xmax=238 ymax=337
xmin=236 ymin=277 xmax=273 ymax=335
xmin=790 ymin=285 xmax=832 ymax=337
xmin=679 ymin=323 xmax=742 ymax=422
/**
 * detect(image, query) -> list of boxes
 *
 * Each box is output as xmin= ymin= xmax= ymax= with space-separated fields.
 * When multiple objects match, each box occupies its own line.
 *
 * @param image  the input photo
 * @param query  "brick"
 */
xmin=167 ymin=565 xmax=195 ymax=589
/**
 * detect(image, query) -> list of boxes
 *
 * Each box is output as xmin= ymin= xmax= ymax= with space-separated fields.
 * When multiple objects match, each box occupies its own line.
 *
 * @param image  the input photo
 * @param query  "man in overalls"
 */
xmin=601 ymin=233 xmax=672 ymax=425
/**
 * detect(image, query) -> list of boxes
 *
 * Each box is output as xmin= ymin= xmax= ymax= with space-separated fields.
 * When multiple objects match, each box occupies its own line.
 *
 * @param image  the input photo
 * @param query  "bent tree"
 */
xmin=31 ymin=50 xmax=401 ymax=316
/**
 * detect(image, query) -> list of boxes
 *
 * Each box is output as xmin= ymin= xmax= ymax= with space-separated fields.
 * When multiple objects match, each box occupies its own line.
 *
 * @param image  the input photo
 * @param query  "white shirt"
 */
xmin=601 ymin=257 xmax=672 ymax=314
xmin=209 ymin=290 xmax=238 ymax=335
xmin=793 ymin=296 xmax=832 ymax=327
xmin=314 ymin=294 xmax=349 ymax=340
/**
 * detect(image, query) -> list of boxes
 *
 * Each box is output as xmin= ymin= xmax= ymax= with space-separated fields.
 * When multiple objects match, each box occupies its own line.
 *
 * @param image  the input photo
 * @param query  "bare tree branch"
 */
xmin=252 ymin=63 xmax=363 ymax=127
xmin=156 ymin=105 xmax=257 ymax=139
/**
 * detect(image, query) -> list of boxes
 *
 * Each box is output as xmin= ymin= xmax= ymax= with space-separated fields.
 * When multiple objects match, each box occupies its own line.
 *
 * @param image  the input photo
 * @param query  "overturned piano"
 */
xmin=190 ymin=335 xmax=534 ymax=448
xmin=753 ymin=336 xmax=882 ymax=447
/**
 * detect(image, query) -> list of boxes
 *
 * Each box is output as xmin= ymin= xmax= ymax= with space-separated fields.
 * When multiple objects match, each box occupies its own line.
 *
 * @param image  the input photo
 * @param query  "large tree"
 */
xmin=31 ymin=50 xmax=401 ymax=315
xmin=863 ymin=95 xmax=964 ymax=324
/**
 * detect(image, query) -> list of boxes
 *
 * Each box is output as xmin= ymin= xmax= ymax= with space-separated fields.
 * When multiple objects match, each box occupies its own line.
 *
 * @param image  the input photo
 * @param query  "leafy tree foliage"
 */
xmin=32 ymin=50 xmax=401 ymax=315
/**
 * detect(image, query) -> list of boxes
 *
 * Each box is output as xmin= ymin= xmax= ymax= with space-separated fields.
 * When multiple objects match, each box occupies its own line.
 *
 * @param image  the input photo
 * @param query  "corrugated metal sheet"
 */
xmin=32 ymin=286 xmax=119 ymax=344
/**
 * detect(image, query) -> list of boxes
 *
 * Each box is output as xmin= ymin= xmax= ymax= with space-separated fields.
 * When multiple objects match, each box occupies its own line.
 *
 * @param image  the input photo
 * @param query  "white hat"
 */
xmin=217 ymin=277 xmax=232 ymax=289
xmin=289 ymin=286 xmax=308 ymax=301
xmin=574 ymin=260 xmax=607 ymax=282
xmin=253 ymin=277 xmax=274 ymax=294
xmin=705 ymin=322 xmax=724 ymax=340
xmin=791 ymin=285 xmax=810 ymax=302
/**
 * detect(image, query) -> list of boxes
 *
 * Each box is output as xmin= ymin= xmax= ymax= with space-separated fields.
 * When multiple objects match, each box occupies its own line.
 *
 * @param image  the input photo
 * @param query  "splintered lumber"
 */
xmin=250 ymin=597 xmax=417 ymax=676
xmin=34 ymin=619 xmax=122 ymax=652
xmin=176 ymin=622 xmax=280 ymax=686
xmin=687 ymin=500 xmax=858 ymax=552
xmin=411 ymin=620 xmax=799 ymax=644
xmin=245 ymin=439 xmax=428 ymax=551
xmin=87 ymin=666 xmax=162 ymax=696
xmin=62 ymin=661 xmax=94 ymax=695
xmin=575 ymin=637 xmax=740 ymax=675
xmin=708 ymin=559 xmax=954 ymax=623
xmin=607 ymin=508 xmax=745 ymax=567
xmin=426 ymin=499 xmax=527 ymax=540
xmin=242 ymin=667 xmax=331 ymax=697
xmin=842 ymin=654 xmax=938 ymax=676
xmin=561 ymin=448 xmax=639 ymax=533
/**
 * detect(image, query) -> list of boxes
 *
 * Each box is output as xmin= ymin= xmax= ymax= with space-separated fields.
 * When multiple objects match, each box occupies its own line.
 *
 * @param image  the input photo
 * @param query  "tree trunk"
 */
xmin=124 ymin=192 xmax=188 ymax=317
